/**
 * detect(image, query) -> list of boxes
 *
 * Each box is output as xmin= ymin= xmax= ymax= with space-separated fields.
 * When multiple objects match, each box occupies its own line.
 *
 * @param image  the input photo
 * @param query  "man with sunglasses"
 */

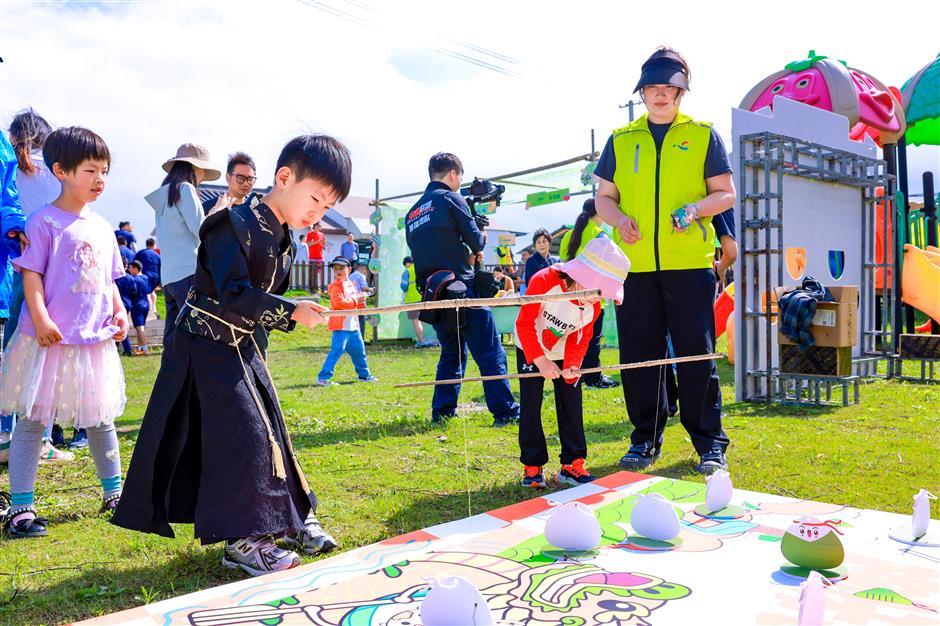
xmin=202 ymin=152 xmax=258 ymax=215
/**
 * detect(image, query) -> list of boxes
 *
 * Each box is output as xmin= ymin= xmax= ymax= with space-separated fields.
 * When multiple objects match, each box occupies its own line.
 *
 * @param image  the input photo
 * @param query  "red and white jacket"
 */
xmin=328 ymin=278 xmax=365 ymax=332
xmin=515 ymin=266 xmax=599 ymax=383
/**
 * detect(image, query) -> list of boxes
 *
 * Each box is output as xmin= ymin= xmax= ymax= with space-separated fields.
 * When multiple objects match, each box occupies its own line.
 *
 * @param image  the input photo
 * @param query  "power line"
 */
xmin=296 ymin=0 xmax=519 ymax=78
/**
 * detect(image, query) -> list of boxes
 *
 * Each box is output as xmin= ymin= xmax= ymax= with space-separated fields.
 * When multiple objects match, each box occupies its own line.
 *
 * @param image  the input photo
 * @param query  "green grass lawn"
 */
xmin=1 ymin=300 xmax=938 ymax=625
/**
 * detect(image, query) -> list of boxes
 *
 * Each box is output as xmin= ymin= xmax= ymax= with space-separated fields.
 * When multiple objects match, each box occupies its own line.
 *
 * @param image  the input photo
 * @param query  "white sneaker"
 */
xmin=222 ymin=536 xmax=300 ymax=577
xmin=284 ymin=514 xmax=337 ymax=555
xmin=38 ymin=440 xmax=74 ymax=463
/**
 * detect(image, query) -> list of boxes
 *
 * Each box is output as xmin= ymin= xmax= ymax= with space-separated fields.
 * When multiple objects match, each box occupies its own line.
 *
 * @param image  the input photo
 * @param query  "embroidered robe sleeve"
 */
xmin=205 ymin=217 xmax=296 ymax=333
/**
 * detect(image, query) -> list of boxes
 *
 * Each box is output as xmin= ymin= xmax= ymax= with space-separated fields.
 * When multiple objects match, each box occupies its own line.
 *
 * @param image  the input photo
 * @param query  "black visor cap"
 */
xmin=634 ymin=51 xmax=689 ymax=93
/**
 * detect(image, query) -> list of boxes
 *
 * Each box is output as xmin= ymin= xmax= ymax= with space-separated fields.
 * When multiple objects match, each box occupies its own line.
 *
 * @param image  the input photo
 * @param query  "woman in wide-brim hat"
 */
xmin=145 ymin=143 xmax=225 ymax=348
xmin=594 ymin=46 xmax=737 ymax=476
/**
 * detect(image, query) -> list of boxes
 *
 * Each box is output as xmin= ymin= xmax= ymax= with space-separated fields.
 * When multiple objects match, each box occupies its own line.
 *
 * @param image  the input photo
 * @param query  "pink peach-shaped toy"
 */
xmin=740 ymin=51 xmax=858 ymax=124
xmin=750 ymin=68 xmax=834 ymax=113
xmin=740 ymin=50 xmax=906 ymax=145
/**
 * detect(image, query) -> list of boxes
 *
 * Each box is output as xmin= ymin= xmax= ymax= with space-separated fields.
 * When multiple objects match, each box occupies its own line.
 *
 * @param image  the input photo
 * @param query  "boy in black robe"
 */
xmin=113 ymin=135 xmax=351 ymax=576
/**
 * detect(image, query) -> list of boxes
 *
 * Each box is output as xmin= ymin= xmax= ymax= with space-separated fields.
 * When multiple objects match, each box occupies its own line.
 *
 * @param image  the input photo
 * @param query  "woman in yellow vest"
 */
xmin=594 ymin=47 xmax=735 ymax=475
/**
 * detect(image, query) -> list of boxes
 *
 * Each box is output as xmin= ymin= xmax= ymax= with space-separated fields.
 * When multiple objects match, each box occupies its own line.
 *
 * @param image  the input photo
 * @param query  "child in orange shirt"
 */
xmin=315 ymin=256 xmax=377 ymax=386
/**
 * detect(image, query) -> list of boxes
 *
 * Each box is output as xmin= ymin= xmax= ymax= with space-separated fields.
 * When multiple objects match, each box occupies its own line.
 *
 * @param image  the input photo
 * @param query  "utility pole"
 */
xmin=619 ymin=99 xmax=640 ymax=122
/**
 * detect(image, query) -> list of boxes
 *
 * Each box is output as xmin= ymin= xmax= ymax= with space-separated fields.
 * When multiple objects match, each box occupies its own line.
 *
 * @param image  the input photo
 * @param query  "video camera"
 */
xmin=461 ymin=178 xmax=506 ymax=230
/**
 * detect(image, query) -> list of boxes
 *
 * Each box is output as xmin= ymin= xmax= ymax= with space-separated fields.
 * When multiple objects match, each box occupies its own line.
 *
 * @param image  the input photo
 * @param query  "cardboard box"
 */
xmin=780 ymin=344 xmax=853 ymax=377
xmin=776 ymin=285 xmax=858 ymax=348
xmin=899 ymin=334 xmax=940 ymax=360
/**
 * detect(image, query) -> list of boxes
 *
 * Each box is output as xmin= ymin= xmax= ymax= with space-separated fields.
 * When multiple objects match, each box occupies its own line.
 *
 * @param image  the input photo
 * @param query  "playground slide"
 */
xmin=901 ymin=244 xmax=940 ymax=325
xmin=715 ymin=283 xmax=734 ymax=338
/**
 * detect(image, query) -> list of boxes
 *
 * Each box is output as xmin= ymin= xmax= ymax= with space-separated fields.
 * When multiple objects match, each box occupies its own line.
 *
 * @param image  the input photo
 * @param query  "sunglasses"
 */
xmin=232 ymin=174 xmax=257 ymax=185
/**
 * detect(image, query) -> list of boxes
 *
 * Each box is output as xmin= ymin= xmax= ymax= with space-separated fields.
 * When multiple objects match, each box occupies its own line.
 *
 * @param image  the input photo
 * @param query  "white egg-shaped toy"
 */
xmin=705 ymin=469 xmax=733 ymax=512
xmin=544 ymin=502 xmax=602 ymax=551
xmin=421 ymin=575 xmax=493 ymax=626
xmin=912 ymin=489 xmax=937 ymax=538
xmin=630 ymin=493 xmax=680 ymax=541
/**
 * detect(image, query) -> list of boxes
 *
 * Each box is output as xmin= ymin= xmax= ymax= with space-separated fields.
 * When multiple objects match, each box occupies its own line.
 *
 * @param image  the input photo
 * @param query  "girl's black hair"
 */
xmin=162 ymin=161 xmax=197 ymax=208
xmin=9 ymin=108 xmax=53 ymax=175
xmin=566 ymin=198 xmax=597 ymax=261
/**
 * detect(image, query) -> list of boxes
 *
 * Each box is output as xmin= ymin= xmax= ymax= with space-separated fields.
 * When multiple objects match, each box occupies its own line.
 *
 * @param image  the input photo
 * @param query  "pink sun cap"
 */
xmin=559 ymin=234 xmax=630 ymax=304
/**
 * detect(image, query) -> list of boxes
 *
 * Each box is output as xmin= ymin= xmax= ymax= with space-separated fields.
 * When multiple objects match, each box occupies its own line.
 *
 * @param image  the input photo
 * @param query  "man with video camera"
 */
xmin=405 ymin=152 xmax=520 ymax=426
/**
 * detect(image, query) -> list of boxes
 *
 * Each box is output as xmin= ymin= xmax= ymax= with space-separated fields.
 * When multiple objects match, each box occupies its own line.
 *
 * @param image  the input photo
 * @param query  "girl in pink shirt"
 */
xmin=1 ymin=127 xmax=129 ymax=539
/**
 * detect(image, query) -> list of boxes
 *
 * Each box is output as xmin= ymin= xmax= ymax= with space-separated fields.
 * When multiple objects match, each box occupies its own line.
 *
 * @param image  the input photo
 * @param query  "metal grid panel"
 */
xmin=738 ymin=132 xmax=894 ymax=405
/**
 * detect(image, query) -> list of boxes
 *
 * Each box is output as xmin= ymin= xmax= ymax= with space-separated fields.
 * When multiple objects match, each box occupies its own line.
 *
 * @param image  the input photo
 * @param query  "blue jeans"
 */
xmin=431 ymin=303 xmax=519 ymax=421
xmin=318 ymin=330 xmax=371 ymax=380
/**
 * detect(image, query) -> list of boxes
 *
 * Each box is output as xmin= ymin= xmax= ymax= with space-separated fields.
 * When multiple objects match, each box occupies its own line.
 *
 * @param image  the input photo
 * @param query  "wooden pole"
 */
xmin=297 ymin=289 xmax=602 ymax=318
xmin=394 ymin=353 xmax=724 ymax=388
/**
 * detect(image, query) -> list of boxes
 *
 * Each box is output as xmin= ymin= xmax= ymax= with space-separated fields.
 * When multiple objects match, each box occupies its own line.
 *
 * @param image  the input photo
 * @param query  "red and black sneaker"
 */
xmin=557 ymin=458 xmax=595 ymax=487
xmin=521 ymin=465 xmax=546 ymax=488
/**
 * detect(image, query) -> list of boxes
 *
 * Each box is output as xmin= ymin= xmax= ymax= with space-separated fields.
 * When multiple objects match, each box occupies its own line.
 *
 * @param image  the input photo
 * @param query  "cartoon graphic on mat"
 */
xmin=186 ymin=558 xmax=692 ymax=626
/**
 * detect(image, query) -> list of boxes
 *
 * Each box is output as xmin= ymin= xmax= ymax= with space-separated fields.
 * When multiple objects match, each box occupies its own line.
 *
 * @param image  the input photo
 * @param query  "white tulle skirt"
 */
xmin=0 ymin=330 xmax=126 ymax=428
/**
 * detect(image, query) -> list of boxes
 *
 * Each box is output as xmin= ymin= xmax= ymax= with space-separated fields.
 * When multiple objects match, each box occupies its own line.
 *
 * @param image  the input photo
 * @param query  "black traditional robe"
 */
xmin=112 ymin=197 xmax=316 ymax=544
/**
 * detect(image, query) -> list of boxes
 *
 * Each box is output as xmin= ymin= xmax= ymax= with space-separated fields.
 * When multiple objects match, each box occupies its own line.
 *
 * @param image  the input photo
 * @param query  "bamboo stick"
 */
xmin=394 ymin=353 xmax=724 ymax=388
xmin=296 ymin=289 xmax=602 ymax=318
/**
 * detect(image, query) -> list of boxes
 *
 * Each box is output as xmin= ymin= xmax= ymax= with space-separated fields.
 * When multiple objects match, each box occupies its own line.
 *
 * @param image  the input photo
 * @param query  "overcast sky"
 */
xmin=1 ymin=0 xmax=937 ymax=240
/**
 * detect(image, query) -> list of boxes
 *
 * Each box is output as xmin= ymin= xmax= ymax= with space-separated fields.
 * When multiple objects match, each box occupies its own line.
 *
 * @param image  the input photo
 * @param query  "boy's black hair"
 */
xmin=118 ymin=220 xmax=128 ymax=228
xmin=532 ymin=227 xmax=552 ymax=246
xmin=117 ymin=235 xmax=127 ymax=245
xmin=42 ymin=126 xmax=110 ymax=174
xmin=146 ymin=237 xmax=156 ymax=247
xmin=227 ymin=151 xmax=256 ymax=175
xmin=275 ymin=134 xmax=351 ymax=202
xmin=428 ymin=152 xmax=463 ymax=180
xmin=130 ymin=260 xmax=143 ymax=271
xmin=403 ymin=256 xmax=413 ymax=265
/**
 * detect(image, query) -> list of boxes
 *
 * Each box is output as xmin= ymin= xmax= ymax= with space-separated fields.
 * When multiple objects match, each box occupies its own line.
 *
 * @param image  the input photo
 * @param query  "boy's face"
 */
xmin=54 ymin=158 xmax=109 ymax=203
xmin=274 ymin=166 xmax=338 ymax=229
xmin=346 ymin=233 xmax=354 ymax=242
xmin=333 ymin=264 xmax=350 ymax=280
xmin=357 ymin=265 xmax=368 ymax=275
xmin=129 ymin=265 xmax=140 ymax=275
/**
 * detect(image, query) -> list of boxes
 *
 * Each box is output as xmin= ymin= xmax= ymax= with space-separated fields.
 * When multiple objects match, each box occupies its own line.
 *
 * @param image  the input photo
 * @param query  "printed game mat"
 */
xmin=78 ymin=472 xmax=940 ymax=625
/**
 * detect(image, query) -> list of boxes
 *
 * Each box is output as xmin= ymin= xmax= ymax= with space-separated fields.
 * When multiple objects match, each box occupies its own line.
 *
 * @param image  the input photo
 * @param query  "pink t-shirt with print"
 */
xmin=13 ymin=204 xmax=125 ymax=345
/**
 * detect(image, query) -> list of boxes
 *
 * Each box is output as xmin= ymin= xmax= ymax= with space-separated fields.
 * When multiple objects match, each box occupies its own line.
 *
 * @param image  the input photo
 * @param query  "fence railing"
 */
xmin=290 ymin=261 xmax=333 ymax=293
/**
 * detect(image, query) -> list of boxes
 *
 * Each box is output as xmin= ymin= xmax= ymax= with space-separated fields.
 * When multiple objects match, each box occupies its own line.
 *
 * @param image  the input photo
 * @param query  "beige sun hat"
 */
xmin=161 ymin=143 xmax=221 ymax=181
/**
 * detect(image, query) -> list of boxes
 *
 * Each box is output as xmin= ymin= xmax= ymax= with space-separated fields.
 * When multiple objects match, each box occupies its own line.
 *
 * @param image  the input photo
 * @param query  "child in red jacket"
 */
xmin=315 ymin=257 xmax=377 ymax=386
xmin=515 ymin=236 xmax=630 ymax=487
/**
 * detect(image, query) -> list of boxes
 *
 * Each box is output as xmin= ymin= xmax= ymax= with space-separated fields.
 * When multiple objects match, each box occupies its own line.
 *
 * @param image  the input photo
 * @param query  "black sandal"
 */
xmin=99 ymin=493 xmax=121 ymax=514
xmin=3 ymin=506 xmax=49 ymax=539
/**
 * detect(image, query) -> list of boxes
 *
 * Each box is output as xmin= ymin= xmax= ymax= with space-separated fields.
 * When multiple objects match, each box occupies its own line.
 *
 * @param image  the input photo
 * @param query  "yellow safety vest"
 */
xmin=559 ymin=219 xmax=608 ymax=261
xmin=610 ymin=112 xmax=716 ymax=272
xmin=404 ymin=264 xmax=422 ymax=303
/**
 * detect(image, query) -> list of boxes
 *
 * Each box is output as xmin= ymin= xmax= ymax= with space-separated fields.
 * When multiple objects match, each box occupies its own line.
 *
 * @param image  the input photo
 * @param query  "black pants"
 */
xmin=516 ymin=350 xmax=586 ymax=467
xmin=163 ymin=275 xmax=194 ymax=350
xmin=581 ymin=308 xmax=605 ymax=385
xmin=615 ymin=269 xmax=727 ymax=455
